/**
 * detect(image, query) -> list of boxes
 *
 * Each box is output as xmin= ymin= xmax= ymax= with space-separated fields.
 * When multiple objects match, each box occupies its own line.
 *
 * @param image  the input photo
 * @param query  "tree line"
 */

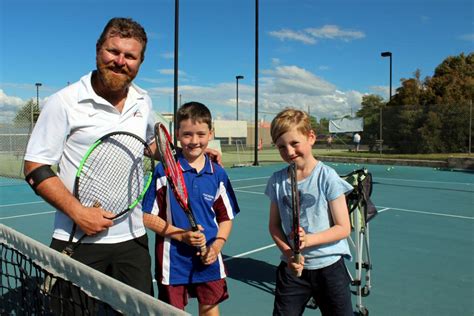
xmin=312 ymin=52 xmax=473 ymax=154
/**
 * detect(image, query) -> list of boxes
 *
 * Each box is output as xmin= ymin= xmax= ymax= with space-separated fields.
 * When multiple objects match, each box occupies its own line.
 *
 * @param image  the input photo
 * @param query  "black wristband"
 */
xmin=25 ymin=165 xmax=56 ymax=195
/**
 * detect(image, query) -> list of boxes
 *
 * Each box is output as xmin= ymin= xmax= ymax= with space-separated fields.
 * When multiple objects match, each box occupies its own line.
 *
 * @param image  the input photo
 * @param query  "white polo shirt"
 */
xmin=25 ymin=72 xmax=155 ymax=243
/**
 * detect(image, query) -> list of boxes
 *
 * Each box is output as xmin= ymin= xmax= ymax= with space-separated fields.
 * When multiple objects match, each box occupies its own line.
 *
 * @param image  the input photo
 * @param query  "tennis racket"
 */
xmin=289 ymin=162 xmax=302 ymax=277
xmin=63 ymin=131 xmax=155 ymax=256
xmin=154 ymin=122 xmax=207 ymax=255
xmin=43 ymin=131 xmax=154 ymax=293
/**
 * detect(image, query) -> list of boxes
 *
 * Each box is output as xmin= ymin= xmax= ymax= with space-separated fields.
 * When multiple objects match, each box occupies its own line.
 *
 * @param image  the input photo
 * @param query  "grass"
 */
xmin=221 ymin=146 xmax=472 ymax=168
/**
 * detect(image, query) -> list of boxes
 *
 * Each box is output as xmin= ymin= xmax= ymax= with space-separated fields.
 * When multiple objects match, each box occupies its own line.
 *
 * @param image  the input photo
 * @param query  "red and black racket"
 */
xmin=155 ymin=122 xmax=207 ymax=255
xmin=289 ymin=162 xmax=302 ymax=277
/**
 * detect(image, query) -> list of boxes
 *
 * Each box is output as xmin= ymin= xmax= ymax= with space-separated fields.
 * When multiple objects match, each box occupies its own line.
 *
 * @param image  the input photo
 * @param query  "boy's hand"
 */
xmin=298 ymin=227 xmax=306 ymax=249
xmin=180 ymin=230 xmax=206 ymax=247
xmin=200 ymin=245 xmax=219 ymax=265
xmin=289 ymin=227 xmax=307 ymax=249
xmin=288 ymin=254 xmax=305 ymax=277
xmin=178 ymin=225 xmax=207 ymax=256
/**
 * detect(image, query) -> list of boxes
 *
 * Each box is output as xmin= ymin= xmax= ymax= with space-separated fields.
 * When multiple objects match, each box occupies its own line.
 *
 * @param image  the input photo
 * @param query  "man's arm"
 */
xmin=24 ymin=161 xmax=113 ymax=236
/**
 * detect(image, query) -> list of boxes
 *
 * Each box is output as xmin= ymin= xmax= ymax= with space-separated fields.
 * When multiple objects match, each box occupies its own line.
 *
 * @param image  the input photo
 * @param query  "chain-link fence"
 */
xmin=0 ymin=122 xmax=31 ymax=185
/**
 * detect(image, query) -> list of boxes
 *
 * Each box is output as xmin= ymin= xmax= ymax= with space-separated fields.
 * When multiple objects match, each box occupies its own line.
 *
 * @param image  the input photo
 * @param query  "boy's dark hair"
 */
xmin=176 ymin=102 xmax=212 ymax=130
xmin=96 ymin=17 xmax=148 ymax=62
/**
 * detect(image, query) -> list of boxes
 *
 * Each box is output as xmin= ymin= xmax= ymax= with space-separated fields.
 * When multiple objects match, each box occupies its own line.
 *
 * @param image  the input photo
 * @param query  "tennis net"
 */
xmin=0 ymin=223 xmax=188 ymax=315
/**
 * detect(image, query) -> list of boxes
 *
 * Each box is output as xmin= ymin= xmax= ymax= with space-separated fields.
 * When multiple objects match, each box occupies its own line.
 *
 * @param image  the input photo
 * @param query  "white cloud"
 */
xmin=161 ymin=52 xmax=174 ymax=59
xmin=0 ymin=89 xmax=27 ymax=123
xmin=305 ymin=25 xmax=365 ymax=41
xmin=369 ymin=85 xmax=390 ymax=99
xmin=458 ymin=33 xmax=474 ymax=42
xmin=147 ymin=63 xmax=365 ymax=122
xmin=158 ymin=69 xmax=188 ymax=77
xmin=268 ymin=29 xmax=316 ymax=44
xmin=269 ymin=24 xmax=365 ymax=45
xmin=264 ymin=65 xmax=336 ymax=96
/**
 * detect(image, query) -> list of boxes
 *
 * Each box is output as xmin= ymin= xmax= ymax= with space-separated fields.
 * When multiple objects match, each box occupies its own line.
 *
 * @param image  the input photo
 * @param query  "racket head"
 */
xmin=154 ymin=122 xmax=199 ymax=230
xmin=289 ymin=162 xmax=300 ymax=254
xmin=74 ymin=131 xmax=154 ymax=219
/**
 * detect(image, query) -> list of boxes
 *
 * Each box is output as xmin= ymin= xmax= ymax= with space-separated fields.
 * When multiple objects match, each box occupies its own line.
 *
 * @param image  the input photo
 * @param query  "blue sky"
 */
xmin=0 ymin=0 xmax=472 ymax=124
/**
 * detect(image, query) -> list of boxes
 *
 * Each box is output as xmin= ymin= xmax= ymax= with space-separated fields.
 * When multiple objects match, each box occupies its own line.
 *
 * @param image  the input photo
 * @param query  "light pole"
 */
xmin=380 ymin=51 xmax=392 ymax=155
xmin=34 ymin=83 xmax=42 ymax=130
xmin=235 ymin=75 xmax=244 ymax=120
xmin=173 ymin=0 xmax=179 ymax=146
xmin=254 ymin=0 xmax=259 ymax=166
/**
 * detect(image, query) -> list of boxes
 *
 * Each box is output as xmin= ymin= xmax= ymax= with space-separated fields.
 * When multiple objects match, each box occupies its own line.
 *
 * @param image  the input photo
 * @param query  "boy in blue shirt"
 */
xmin=265 ymin=108 xmax=354 ymax=316
xmin=143 ymin=101 xmax=240 ymax=315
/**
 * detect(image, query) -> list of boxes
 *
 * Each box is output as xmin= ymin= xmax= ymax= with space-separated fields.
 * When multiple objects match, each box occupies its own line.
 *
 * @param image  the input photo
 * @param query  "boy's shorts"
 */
xmin=158 ymin=278 xmax=229 ymax=310
xmin=273 ymin=257 xmax=353 ymax=316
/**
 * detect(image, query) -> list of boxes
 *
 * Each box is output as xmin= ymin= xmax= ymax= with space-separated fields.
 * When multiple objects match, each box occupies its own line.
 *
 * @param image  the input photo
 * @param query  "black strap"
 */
xmin=25 ymin=165 xmax=56 ymax=195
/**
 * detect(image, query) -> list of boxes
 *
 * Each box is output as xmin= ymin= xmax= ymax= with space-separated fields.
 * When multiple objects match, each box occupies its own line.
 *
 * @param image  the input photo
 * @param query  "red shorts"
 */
xmin=158 ymin=279 xmax=229 ymax=310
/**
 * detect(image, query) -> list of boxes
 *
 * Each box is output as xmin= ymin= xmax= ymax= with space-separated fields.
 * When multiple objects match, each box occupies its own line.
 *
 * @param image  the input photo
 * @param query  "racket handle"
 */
xmin=294 ymin=252 xmax=302 ymax=277
xmin=199 ymin=244 xmax=208 ymax=256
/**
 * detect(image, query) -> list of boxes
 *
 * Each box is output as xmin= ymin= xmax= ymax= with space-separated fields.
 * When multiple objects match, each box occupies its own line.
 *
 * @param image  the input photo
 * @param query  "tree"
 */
xmin=379 ymin=53 xmax=473 ymax=153
xmin=14 ymin=99 xmax=39 ymax=129
xmin=357 ymin=94 xmax=384 ymax=151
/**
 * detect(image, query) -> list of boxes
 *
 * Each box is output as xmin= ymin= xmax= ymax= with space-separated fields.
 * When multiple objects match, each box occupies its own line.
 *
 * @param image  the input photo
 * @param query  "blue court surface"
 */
xmin=1 ymin=161 xmax=473 ymax=315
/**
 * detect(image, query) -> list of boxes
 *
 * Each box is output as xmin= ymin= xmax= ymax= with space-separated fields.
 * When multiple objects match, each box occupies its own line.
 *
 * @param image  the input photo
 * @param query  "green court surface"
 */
xmin=1 ymin=161 xmax=473 ymax=315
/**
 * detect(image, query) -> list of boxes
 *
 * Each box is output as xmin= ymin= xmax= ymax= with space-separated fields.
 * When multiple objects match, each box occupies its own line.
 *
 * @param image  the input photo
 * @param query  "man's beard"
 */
xmin=96 ymin=61 xmax=134 ymax=92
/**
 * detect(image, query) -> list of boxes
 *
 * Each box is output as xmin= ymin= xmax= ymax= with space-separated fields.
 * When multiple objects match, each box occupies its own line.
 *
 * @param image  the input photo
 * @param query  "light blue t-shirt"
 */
xmin=265 ymin=161 xmax=353 ymax=269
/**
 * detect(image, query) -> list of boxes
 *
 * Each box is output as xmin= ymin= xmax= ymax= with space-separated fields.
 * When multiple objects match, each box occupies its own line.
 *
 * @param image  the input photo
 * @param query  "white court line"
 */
xmin=232 ymin=189 xmax=472 ymax=220
xmin=224 ymin=244 xmax=276 ymax=262
xmin=377 ymin=207 xmax=391 ymax=213
xmin=0 ymin=201 xmax=45 ymax=208
xmin=230 ymin=176 xmax=269 ymax=182
xmin=374 ymin=177 xmax=473 ymax=187
xmin=377 ymin=205 xmax=473 ymax=220
xmin=234 ymin=189 xmax=264 ymax=195
xmin=0 ymin=201 xmax=53 ymax=220
xmin=234 ymin=184 xmax=266 ymax=190
xmin=0 ymin=211 xmax=55 ymax=220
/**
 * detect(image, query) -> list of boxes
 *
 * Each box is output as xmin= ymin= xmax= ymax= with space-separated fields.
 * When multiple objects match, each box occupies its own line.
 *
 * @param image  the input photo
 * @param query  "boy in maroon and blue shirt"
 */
xmin=143 ymin=101 xmax=240 ymax=315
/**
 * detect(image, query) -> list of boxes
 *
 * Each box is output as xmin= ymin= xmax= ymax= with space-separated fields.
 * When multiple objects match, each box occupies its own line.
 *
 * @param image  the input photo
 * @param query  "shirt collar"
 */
xmin=178 ymin=153 xmax=214 ymax=175
xmin=77 ymin=71 xmax=148 ymax=105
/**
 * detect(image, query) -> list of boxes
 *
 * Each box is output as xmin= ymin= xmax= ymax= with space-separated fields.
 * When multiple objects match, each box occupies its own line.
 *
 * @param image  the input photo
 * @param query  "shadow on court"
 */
xmin=224 ymin=255 xmax=276 ymax=295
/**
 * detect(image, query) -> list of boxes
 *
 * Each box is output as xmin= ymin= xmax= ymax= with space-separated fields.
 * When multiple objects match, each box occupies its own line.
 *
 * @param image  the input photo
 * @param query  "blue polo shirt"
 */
xmin=142 ymin=153 xmax=240 ymax=285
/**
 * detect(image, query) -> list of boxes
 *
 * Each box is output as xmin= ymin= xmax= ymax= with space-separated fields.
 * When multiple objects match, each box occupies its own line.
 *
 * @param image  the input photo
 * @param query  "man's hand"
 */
xmin=205 ymin=148 xmax=223 ymax=166
xmin=72 ymin=205 xmax=114 ymax=236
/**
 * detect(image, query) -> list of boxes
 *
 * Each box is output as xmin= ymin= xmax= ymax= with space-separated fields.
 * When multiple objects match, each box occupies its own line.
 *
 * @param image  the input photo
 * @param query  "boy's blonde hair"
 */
xmin=270 ymin=108 xmax=313 ymax=143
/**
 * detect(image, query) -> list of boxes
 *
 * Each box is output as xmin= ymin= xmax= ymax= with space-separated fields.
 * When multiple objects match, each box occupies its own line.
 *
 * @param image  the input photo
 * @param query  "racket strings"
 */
xmin=157 ymin=129 xmax=189 ymax=205
xmin=78 ymin=134 xmax=151 ymax=216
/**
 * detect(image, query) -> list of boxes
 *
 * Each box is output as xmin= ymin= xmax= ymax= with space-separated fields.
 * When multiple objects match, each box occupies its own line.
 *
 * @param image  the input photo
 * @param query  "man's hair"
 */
xmin=270 ymin=108 xmax=313 ymax=143
xmin=176 ymin=102 xmax=212 ymax=130
xmin=96 ymin=17 xmax=148 ymax=62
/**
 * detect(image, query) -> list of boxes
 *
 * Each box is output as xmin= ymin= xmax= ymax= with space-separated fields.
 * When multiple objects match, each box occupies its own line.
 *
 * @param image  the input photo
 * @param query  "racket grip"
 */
xmin=294 ymin=252 xmax=302 ymax=277
xmin=199 ymin=244 xmax=207 ymax=256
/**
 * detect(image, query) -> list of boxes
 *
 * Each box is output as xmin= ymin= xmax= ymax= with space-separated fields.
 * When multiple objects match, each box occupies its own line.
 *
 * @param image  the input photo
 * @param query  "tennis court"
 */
xmin=1 ymin=161 xmax=473 ymax=315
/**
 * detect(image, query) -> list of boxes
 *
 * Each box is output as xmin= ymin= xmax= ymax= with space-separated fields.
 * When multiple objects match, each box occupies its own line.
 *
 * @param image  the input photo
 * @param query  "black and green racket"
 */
xmin=63 ymin=131 xmax=155 ymax=256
